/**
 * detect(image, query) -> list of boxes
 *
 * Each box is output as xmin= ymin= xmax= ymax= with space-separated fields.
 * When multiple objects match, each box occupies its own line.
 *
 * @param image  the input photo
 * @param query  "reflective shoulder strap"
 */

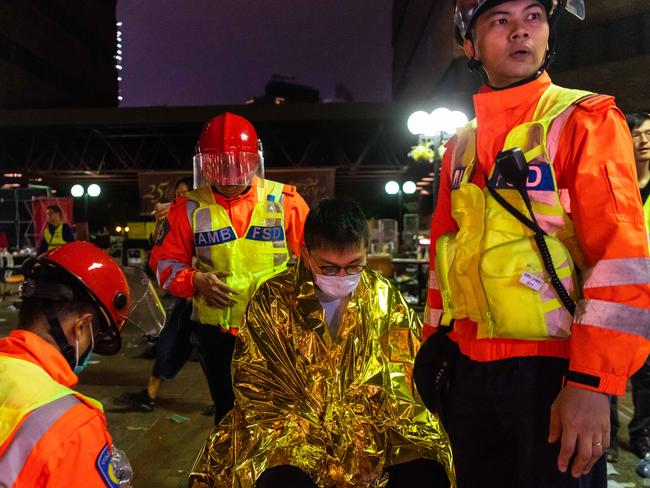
xmin=0 ymin=395 xmax=80 ymax=487
xmin=533 ymin=84 xmax=593 ymax=122
xmin=503 ymin=84 xmax=594 ymax=165
xmin=450 ymin=122 xmax=478 ymax=187
xmin=186 ymin=185 xmax=216 ymax=206
xmin=262 ymin=179 xmax=285 ymax=203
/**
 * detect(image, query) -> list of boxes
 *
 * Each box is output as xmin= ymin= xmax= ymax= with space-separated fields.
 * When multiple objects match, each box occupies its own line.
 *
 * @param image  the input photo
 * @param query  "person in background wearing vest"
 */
xmin=150 ymin=112 xmax=309 ymax=425
xmin=628 ymin=112 xmax=650 ymax=246
xmin=37 ymin=205 xmax=75 ymax=255
xmin=607 ymin=112 xmax=650 ymax=470
xmin=0 ymin=241 xmax=165 ymax=487
xmin=188 ymin=198 xmax=453 ymax=488
xmin=416 ymin=1 xmax=650 ymax=486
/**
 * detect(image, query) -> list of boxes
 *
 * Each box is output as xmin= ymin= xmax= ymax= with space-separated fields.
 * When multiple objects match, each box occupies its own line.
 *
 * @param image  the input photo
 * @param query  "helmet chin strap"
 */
xmin=468 ymin=44 xmax=554 ymax=91
xmin=42 ymin=303 xmax=76 ymax=369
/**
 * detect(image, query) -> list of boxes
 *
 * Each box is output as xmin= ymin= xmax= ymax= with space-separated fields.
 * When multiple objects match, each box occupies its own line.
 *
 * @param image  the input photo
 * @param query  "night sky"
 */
xmin=116 ymin=1 xmax=393 ymax=107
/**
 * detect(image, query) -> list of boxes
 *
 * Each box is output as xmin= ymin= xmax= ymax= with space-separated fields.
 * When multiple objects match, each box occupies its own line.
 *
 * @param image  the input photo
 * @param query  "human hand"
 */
xmin=152 ymin=202 xmax=171 ymax=222
xmin=192 ymin=271 xmax=239 ymax=309
xmin=548 ymin=384 xmax=610 ymax=477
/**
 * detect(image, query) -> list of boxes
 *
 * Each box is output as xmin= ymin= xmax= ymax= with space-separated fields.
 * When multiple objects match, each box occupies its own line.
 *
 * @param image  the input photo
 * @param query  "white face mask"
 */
xmin=314 ymin=273 xmax=361 ymax=299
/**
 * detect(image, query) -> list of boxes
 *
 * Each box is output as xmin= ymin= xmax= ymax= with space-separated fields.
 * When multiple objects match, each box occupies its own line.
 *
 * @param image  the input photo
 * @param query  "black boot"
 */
xmin=117 ymin=388 xmax=155 ymax=412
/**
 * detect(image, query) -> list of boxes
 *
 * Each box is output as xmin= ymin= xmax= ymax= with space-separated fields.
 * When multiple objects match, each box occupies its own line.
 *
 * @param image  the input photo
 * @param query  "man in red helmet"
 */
xmin=150 ymin=112 xmax=309 ymax=424
xmin=0 ymin=241 xmax=165 ymax=487
xmin=415 ymin=0 xmax=650 ymax=486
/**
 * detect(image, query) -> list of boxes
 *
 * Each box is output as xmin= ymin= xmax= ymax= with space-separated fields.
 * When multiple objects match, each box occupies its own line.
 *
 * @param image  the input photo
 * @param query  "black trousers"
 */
xmin=152 ymin=298 xmax=196 ymax=379
xmin=631 ymin=361 xmax=650 ymax=444
xmin=255 ymin=459 xmax=448 ymax=488
xmin=196 ymin=324 xmax=236 ymax=425
xmin=444 ymin=353 xmax=607 ymax=488
xmin=610 ymin=359 xmax=650 ymax=449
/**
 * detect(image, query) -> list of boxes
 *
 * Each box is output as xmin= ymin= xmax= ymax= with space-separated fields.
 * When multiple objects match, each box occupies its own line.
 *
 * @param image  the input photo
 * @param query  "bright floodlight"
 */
xmin=71 ymin=184 xmax=84 ymax=197
xmin=116 ymin=226 xmax=122 ymax=233
xmin=87 ymin=183 xmax=101 ymax=197
xmin=124 ymin=226 xmax=130 ymax=233
xmin=407 ymin=111 xmax=430 ymax=136
xmin=385 ymin=180 xmax=400 ymax=195
xmin=428 ymin=108 xmax=452 ymax=136
xmin=443 ymin=110 xmax=469 ymax=134
xmin=402 ymin=181 xmax=417 ymax=194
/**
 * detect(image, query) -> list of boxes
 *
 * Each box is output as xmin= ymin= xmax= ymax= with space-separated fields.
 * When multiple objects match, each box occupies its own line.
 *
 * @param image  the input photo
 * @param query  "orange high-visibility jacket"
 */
xmin=0 ymin=330 xmax=114 ymax=487
xmin=425 ymin=72 xmax=650 ymax=395
xmin=149 ymin=183 xmax=309 ymax=299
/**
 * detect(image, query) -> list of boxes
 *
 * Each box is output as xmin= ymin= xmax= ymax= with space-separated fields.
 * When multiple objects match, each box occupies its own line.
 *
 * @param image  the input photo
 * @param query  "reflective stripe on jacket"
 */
xmin=0 ymin=395 xmax=80 ymax=487
xmin=0 ymin=355 xmax=103 ymax=449
xmin=0 ymin=331 xmax=112 ymax=487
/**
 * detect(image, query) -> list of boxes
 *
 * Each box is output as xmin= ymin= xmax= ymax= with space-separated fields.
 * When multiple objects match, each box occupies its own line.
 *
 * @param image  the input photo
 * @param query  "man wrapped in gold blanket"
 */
xmin=189 ymin=198 xmax=454 ymax=488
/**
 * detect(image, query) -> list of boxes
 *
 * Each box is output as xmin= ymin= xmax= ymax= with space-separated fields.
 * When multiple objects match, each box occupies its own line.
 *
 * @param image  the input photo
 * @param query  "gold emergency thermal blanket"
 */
xmin=189 ymin=262 xmax=454 ymax=487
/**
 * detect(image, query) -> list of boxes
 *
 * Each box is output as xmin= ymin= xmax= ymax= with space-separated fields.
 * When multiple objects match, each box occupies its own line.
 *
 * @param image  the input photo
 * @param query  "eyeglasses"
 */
xmin=318 ymin=264 xmax=367 ymax=276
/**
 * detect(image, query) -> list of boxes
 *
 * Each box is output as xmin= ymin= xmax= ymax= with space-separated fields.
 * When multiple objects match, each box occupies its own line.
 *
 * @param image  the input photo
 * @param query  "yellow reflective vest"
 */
xmin=436 ymin=84 xmax=594 ymax=341
xmin=187 ymin=180 xmax=290 ymax=330
xmin=43 ymin=224 xmax=65 ymax=250
xmin=0 ymin=355 xmax=103 ymax=448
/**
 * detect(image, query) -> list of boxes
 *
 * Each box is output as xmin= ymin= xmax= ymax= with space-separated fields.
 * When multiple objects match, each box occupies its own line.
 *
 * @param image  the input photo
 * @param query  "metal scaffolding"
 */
xmin=0 ymin=102 xmax=427 ymax=186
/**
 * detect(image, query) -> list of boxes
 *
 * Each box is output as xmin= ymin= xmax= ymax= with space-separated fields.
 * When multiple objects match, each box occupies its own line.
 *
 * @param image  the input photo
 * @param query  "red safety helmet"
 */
xmin=193 ymin=112 xmax=264 ymax=187
xmin=22 ymin=242 xmax=131 ymax=356
xmin=45 ymin=241 xmax=131 ymax=329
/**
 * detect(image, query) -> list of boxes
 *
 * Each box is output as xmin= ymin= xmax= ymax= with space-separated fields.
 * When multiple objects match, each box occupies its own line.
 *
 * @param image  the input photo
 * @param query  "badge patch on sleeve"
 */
xmin=155 ymin=218 xmax=170 ymax=246
xmin=96 ymin=444 xmax=120 ymax=487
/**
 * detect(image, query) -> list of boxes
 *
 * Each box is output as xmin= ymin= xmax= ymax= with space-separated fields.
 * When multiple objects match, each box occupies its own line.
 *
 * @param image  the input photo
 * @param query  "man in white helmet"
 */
xmin=417 ymin=0 xmax=650 ymax=486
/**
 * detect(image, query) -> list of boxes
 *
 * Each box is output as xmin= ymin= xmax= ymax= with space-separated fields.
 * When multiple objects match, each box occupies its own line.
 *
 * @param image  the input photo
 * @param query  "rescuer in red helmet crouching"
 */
xmin=0 ymin=241 xmax=165 ymax=487
xmin=149 ymin=112 xmax=309 ymax=425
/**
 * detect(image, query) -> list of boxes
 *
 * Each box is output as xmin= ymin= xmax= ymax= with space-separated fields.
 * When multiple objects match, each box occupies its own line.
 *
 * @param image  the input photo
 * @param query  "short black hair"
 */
xmin=626 ymin=112 xmax=650 ymax=132
xmin=304 ymin=198 xmax=368 ymax=253
xmin=19 ymin=298 xmax=98 ymax=330
xmin=175 ymin=176 xmax=193 ymax=190
xmin=46 ymin=205 xmax=62 ymax=215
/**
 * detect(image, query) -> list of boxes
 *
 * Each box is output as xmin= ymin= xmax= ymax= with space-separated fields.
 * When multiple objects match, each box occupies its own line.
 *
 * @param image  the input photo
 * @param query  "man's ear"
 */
xmin=463 ymin=38 xmax=476 ymax=60
xmin=73 ymin=313 xmax=94 ymax=341
xmin=300 ymin=244 xmax=309 ymax=259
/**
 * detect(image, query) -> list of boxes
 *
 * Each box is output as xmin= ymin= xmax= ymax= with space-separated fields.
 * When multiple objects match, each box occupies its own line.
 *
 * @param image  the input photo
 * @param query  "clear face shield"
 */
xmin=121 ymin=266 xmax=166 ymax=337
xmin=563 ymin=0 xmax=585 ymax=20
xmin=193 ymin=141 xmax=265 ymax=191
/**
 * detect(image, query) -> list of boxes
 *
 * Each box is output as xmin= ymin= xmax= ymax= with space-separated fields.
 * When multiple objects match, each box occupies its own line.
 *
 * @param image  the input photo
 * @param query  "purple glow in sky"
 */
xmin=116 ymin=1 xmax=392 ymax=107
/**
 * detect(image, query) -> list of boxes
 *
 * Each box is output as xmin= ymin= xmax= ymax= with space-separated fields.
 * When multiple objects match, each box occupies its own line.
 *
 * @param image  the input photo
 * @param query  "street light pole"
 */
xmin=70 ymin=183 xmax=101 ymax=232
xmin=385 ymin=180 xmax=416 ymax=235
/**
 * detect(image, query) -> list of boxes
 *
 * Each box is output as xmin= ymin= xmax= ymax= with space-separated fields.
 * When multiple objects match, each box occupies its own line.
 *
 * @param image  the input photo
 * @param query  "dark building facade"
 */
xmin=393 ymin=0 xmax=650 ymax=112
xmin=0 ymin=0 xmax=118 ymax=108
